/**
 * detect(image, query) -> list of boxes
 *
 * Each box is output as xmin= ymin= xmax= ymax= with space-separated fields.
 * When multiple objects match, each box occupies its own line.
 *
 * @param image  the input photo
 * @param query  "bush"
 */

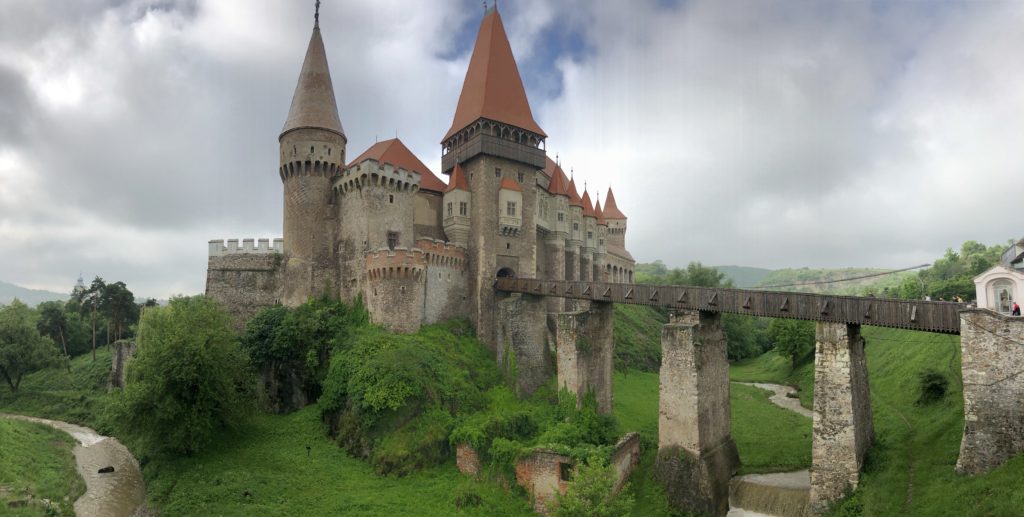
xmin=113 ymin=296 xmax=255 ymax=456
xmin=452 ymin=486 xmax=483 ymax=509
xmin=916 ymin=369 xmax=948 ymax=405
xmin=553 ymin=455 xmax=634 ymax=517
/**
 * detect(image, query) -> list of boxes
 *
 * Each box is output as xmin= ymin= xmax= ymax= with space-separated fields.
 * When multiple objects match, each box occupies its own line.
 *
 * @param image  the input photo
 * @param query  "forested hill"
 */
xmin=753 ymin=267 xmax=910 ymax=295
xmin=0 ymin=280 xmax=67 ymax=306
xmin=710 ymin=265 xmax=774 ymax=287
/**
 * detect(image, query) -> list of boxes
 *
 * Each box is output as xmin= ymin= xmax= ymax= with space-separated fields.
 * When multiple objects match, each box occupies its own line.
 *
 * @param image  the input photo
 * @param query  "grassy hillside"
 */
xmin=613 ymin=304 xmax=669 ymax=372
xmin=731 ymin=327 xmax=1024 ymax=516
xmin=0 ymin=418 xmax=85 ymax=516
xmin=0 ymin=346 xmax=115 ymax=430
xmin=755 ymin=268 xmax=912 ymax=296
xmin=712 ymin=265 xmax=775 ymax=288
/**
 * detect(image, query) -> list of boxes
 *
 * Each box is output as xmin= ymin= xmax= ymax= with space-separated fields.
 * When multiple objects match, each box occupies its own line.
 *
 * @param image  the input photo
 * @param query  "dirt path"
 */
xmin=1 ymin=414 xmax=146 ymax=517
xmin=735 ymin=382 xmax=813 ymax=419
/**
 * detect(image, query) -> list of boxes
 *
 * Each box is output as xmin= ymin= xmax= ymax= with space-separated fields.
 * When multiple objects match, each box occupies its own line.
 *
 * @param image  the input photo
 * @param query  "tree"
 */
xmin=0 ymin=300 xmax=59 ymax=392
xmin=100 ymin=281 xmax=138 ymax=341
xmin=767 ymin=318 xmax=816 ymax=370
xmin=72 ymin=277 xmax=105 ymax=361
xmin=37 ymin=301 xmax=71 ymax=371
xmin=553 ymin=455 xmax=634 ymax=517
xmin=114 ymin=296 xmax=255 ymax=456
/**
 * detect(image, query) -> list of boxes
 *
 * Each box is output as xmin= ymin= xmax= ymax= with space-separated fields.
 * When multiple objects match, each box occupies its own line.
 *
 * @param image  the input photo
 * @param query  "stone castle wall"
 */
xmin=206 ymin=248 xmax=283 ymax=329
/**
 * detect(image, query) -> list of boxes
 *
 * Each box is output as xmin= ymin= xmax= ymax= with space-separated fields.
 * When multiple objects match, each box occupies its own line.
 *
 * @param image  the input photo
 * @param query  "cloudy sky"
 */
xmin=1 ymin=0 xmax=1023 ymax=299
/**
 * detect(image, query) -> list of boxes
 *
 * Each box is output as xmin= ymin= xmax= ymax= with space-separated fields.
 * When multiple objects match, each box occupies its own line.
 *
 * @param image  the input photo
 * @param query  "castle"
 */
xmin=206 ymin=5 xmax=635 ymax=346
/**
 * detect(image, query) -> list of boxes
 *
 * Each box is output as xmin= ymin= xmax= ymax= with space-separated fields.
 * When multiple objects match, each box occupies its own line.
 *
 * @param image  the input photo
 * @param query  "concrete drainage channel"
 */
xmin=727 ymin=384 xmax=813 ymax=517
xmin=1 ymin=414 xmax=147 ymax=517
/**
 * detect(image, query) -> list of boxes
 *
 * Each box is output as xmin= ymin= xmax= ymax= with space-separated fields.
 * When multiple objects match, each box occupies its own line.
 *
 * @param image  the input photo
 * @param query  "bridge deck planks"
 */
xmin=495 ymin=278 xmax=961 ymax=334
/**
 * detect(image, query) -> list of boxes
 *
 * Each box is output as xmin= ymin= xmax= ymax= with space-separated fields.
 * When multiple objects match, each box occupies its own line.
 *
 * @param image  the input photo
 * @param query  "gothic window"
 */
xmin=557 ymin=212 xmax=564 ymax=222
xmin=573 ymin=222 xmax=579 ymax=231
xmin=447 ymin=202 xmax=453 ymax=217
xmin=599 ymin=238 xmax=604 ymax=246
xmin=495 ymin=167 xmax=502 ymax=178
xmin=387 ymin=231 xmax=399 ymax=251
xmin=459 ymin=202 xmax=468 ymax=216
xmin=517 ymin=171 xmax=524 ymax=183
xmin=507 ymin=201 xmax=517 ymax=216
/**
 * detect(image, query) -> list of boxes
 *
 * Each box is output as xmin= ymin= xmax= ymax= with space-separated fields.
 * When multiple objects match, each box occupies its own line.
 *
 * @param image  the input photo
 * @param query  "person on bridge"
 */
xmin=1013 ymin=302 xmax=1020 ymax=316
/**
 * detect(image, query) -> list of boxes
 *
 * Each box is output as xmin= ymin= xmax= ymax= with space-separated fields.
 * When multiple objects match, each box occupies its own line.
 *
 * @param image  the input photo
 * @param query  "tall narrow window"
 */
xmin=389 ymin=194 xmax=394 ymax=204
xmin=517 ymin=171 xmax=524 ymax=183
xmin=507 ymin=201 xmax=517 ymax=216
xmin=573 ymin=222 xmax=579 ymax=231
xmin=557 ymin=212 xmax=564 ymax=222
xmin=459 ymin=201 xmax=468 ymax=216
xmin=447 ymin=202 xmax=453 ymax=217
xmin=588 ymin=231 xmax=593 ymax=240
xmin=495 ymin=167 xmax=502 ymax=178
xmin=387 ymin=231 xmax=399 ymax=251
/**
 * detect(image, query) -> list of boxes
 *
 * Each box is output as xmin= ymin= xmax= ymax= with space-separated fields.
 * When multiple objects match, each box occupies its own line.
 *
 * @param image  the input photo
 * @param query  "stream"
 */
xmin=727 ymin=383 xmax=812 ymax=517
xmin=1 ymin=414 xmax=146 ymax=517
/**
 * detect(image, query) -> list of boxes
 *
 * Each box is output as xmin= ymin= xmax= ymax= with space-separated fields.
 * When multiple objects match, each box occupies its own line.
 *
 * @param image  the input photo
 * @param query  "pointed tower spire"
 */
xmin=281 ymin=6 xmax=344 ymax=138
xmin=603 ymin=187 xmax=626 ymax=219
xmin=442 ymin=7 xmax=545 ymax=143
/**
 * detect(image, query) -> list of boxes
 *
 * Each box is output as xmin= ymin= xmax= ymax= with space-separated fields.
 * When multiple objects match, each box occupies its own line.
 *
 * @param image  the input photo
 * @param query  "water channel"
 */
xmin=727 ymin=383 xmax=812 ymax=517
xmin=1 ymin=414 xmax=146 ymax=517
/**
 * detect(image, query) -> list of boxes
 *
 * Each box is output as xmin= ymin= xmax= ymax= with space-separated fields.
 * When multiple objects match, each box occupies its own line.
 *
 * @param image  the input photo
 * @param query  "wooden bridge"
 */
xmin=494 ymin=277 xmax=963 ymax=334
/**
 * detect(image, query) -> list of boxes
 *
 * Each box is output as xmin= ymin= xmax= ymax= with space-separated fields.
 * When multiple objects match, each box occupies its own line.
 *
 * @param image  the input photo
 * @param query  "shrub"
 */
xmin=553 ymin=455 xmax=634 ymax=517
xmin=916 ymin=369 xmax=948 ymax=405
xmin=113 ymin=296 xmax=255 ymax=456
xmin=452 ymin=486 xmax=483 ymax=508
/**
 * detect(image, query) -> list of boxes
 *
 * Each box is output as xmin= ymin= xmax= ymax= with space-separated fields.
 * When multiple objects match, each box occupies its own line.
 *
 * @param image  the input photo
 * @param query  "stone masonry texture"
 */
xmin=809 ymin=322 xmax=873 ymax=513
xmin=554 ymin=302 xmax=614 ymax=414
xmin=957 ymin=309 xmax=1024 ymax=474
xmin=657 ymin=310 xmax=739 ymax=517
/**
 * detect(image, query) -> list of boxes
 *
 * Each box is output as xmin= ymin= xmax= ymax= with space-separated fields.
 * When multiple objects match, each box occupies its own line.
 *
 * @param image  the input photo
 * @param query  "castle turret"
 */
xmin=441 ymin=5 xmax=547 ymax=347
xmin=279 ymin=8 xmax=346 ymax=303
xmin=603 ymin=187 xmax=627 ymax=248
xmin=581 ymin=188 xmax=598 ymax=281
xmin=443 ymin=164 xmax=471 ymax=246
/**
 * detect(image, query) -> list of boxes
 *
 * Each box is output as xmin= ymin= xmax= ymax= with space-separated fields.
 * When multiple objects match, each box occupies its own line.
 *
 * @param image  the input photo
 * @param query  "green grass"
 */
xmin=0 ymin=347 xmax=115 ymax=430
xmin=143 ymin=406 xmax=533 ymax=516
xmin=0 ymin=418 xmax=85 ymax=516
xmin=613 ymin=305 xmax=668 ymax=372
xmin=730 ymin=349 xmax=815 ymax=409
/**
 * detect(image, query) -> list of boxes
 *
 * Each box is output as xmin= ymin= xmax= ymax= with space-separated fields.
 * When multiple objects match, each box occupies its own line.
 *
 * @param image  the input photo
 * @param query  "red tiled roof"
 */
xmin=608 ymin=245 xmax=634 ymax=262
xmin=348 ymin=138 xmax=447 ymax=193
xmin=542 ymin=156 xmax=557 ymax=177
xmin=567 ymin=176 xmax=584 ymax=207
xmin=499 ymin=176 xmax=523 ymax=192
xmin=582 ymin=190 xmax=598 ymax=218
xmin=441 ymin=8 xmax=546 ymax=143
xmin=446 ymin=163 xmax=469 ymax=192
xmin=595 ymin=199 xmax=607 ymax=225
xmin=546 ymin=162 xmax=570 ymax=197
xmin=603 ymin=187 xmax=626 ymax=219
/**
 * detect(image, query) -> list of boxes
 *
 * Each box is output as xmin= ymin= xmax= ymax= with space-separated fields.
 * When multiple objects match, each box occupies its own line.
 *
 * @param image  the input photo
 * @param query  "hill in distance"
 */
xmin=0 ymin=280 xmax=68 ymax=306
xmin=710 ymin=265 xmax=774 ymax=288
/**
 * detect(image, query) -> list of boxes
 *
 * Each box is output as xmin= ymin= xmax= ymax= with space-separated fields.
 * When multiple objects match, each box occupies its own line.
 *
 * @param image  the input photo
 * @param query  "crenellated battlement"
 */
xmin=415 ymin=238 xmax=467 ymax=268
xmin=365 ymin=247 xmax=425 ymax=280
xmin=209 ymin=238 xmax=284 ymax=257
xmin=334 ymin=159 xmax=422 ymax=195
xmin=279 ymin=159 xmax=343 ymax=181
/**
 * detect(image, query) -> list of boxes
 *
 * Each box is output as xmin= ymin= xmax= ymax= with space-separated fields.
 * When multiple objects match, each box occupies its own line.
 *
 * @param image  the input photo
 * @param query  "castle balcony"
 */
xmin=443 ymin=215 xmax=471 ymax=229
xmin=441 ymin=132 xmax=546 ymax=173
xmin=499 ymin=215 xmax=522 ymax=236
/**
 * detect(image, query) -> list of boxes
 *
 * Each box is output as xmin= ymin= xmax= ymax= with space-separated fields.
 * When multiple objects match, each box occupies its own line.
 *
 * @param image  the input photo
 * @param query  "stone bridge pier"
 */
xmin=656 ymin=311 xmax=739 ymax=517
xmin=809 ymin=322 xmax=874 ymax=512
xmin=956 ymin=309 xmax=1024 ymax=474
xmin=553 ymin=301 xmax=614 ymax=414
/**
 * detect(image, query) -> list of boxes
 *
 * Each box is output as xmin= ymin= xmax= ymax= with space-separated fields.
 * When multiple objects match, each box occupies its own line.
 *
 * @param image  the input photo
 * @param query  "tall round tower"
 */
xmin=278 ymin=7 xmax=346 ymax=302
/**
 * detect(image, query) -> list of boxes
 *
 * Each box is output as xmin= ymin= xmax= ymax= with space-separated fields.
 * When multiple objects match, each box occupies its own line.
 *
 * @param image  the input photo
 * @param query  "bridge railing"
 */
xmin=494 ymin=278 xmax=962 ymax=334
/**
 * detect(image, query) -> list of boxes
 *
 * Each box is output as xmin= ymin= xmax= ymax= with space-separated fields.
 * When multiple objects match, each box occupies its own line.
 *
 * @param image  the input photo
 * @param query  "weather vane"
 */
xmin=315 ymin=0 xmax=321 ymax=29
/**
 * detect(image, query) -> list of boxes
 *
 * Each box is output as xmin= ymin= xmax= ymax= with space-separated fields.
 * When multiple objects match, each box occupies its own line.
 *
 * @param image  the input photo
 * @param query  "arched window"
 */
xmin=992 ymin=279 xmax=1015 ymax=314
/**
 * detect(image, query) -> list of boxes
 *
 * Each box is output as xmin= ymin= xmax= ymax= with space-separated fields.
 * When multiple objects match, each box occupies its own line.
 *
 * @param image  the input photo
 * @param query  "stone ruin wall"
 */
xmin=495 ymin=293 xmax=553 ymax=397
xmin=363 ymin=247 xmax=426 ymax=333
xmin=206 ymin=239 xmax=284 ymax=329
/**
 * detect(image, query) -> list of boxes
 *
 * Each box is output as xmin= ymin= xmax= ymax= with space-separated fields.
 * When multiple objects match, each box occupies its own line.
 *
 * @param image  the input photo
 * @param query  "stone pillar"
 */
xmin=957 ymin=309 xmax=1024 ymax=474
xmin=554 ymin=302 xmax=614 ymax=414
xmin=580 ymin=252 xmax=592 ymax=282
xmin=496 ymin=294 xmax=554 ymax=397
xmin=656 ymin=311 xmax=739 ymax=517
xmin=546 ymin=237 xmax=566 ymax=313
xmin=809 ymin=322 xmax=873 ymax=512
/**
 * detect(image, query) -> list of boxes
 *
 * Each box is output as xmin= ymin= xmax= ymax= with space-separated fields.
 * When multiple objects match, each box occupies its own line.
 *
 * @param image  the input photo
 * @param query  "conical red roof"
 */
xmin=567 ymin=176 xmax=584 ymax=207
xmin=603 ymin=187 xmax=626 ymax=219
xmin=348 ymin=138 xmax=446 ymax=193
xmin=441 ymin=8 xmax=546 ymax=143
xmin=582 ymin=190 xmax=598 ymax=218
xmin=546 ymin=161 xmax=570 ymax=197
xmin=499 ymin=176 xmax=523 ymax=192
xmin=595 ymin=199 xmax=607 ymax=225
xmin=446 ymin=163 xmax=469 ymax=192
xmin=282 ymin=27 xmax=344 ymax=137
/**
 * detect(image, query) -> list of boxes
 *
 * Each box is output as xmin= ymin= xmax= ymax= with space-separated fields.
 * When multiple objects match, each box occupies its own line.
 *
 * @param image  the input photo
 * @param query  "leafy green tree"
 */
xmin=0 ymin=300 xmax=59 ymax=392
xmin=72 ymin=276 xmax=105 ymax=361
xmin=99 ymin=281 xmax=138 ymax=341
xmin=114 ymin=296 xmax=255 ymax=456
xmin=553 ymin=455 xmax=634 ymax=517
xmin=768 ymin=318 xmax=816 ymax=370
xmin=36 ymin=301 xmax=71 ymax=371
